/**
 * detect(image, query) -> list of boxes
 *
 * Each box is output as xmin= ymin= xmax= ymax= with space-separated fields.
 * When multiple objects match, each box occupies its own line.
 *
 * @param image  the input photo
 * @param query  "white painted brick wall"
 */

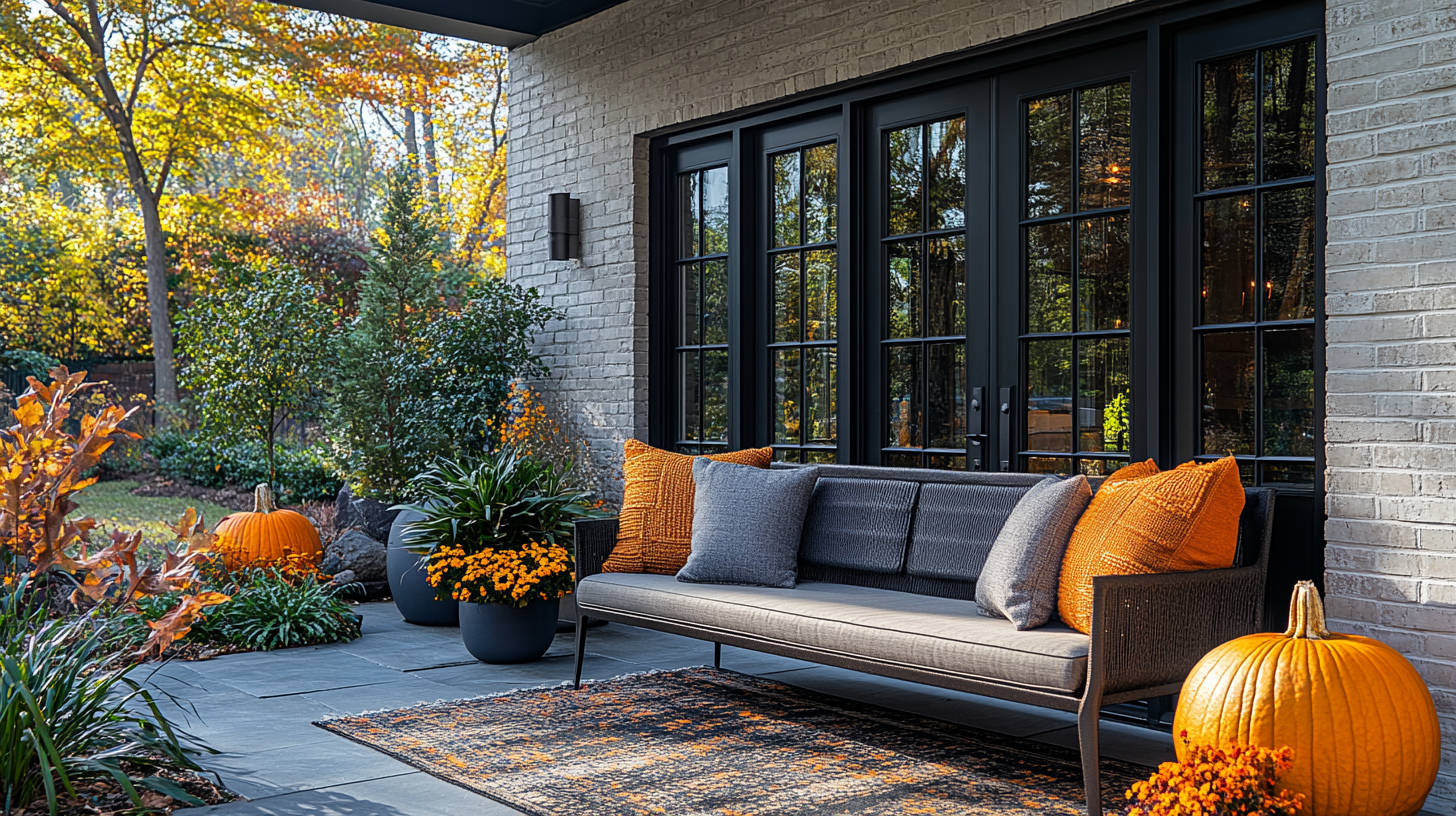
xmin=1325 ymin=0 xmax=1456 ymax=811
xmin=504 ymin=0 xmax=1138 ymax=492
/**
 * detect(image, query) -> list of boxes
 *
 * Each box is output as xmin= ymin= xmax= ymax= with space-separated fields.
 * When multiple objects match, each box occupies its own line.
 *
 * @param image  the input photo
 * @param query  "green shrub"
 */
xmin=151 ymin=430 xmax=341 ymax=504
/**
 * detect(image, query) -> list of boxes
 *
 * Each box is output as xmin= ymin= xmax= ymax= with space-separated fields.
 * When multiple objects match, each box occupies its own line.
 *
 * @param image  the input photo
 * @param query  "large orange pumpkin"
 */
xmin=1174 ymin=580 xmax=1440 ymax=816
xmin=214 ymin=483 xmax=323 ymax=569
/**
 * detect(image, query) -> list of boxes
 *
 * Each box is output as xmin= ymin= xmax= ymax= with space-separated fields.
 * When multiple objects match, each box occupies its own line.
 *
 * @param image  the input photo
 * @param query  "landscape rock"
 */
xmin=328 ymin=569 xmax=358 ymax=587
xmin=334 ymin=484 xmax=402 ymax=541
xmin=323 ymin=529 xmax=387 ymax=583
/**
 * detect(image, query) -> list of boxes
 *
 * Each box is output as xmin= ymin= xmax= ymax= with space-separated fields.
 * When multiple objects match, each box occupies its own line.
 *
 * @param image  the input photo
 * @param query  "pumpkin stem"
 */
xmin=253 ymin=483 xmax=278 ymax=514
xmin=1283 ymin=580 xmax=1331 ymax=640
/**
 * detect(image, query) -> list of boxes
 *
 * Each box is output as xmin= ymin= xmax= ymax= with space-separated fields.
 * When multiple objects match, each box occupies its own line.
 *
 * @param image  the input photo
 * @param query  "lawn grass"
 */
xmin=75 ymin=479 xmax=236 ymax=552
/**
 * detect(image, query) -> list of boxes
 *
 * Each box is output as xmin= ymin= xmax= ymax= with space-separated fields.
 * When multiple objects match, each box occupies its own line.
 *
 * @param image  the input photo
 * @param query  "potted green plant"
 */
xmin=396 ymin=448 xmax=599 ymax=663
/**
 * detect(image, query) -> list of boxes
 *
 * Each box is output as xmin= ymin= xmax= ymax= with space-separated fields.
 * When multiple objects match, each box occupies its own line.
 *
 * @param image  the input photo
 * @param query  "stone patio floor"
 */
xmin=153 ymin=601 xmax=1178 ymax=815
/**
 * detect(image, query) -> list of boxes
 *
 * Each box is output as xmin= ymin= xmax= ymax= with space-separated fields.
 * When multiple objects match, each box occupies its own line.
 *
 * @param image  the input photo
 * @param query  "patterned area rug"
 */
xmin=317 ymin=667 xmax=1148 ymax=815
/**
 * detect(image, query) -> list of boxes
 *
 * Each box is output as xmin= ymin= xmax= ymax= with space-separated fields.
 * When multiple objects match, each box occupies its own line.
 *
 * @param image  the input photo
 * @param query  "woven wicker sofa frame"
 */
xmin=570 ymin=465 xmax=1275 ymax=816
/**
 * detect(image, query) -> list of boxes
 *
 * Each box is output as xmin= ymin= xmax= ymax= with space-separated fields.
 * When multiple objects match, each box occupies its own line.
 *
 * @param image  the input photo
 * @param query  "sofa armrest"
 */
xmin=1087 ymin=565 xmax=1266 ymax=697
xmin=573 ymin=517 xmax=619 ymax=588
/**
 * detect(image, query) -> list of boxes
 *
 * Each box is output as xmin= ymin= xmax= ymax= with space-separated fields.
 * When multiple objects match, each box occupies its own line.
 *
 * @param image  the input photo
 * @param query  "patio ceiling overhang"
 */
xmin=276 ymin=0 xmax=632 ymax=47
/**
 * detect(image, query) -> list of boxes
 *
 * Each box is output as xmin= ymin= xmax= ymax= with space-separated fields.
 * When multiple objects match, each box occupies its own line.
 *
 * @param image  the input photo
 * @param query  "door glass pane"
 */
xmin=773 ymin=252 xmax=801 ymax=343
xmin=887 ymin=345 xmax=921 ymax=448
xmin=926 ymin=454 xmax=965 ymax=471
xmin=1263 ymin=462 xmax=1315 ymax=487
xmin=805 ymin=348 xmax=837 ymax=446
xmin=1078 ymin=215 xmax=1130 ymax=331
xmin=1026 ymin=93 xmax=1073 ymax=218
xmin=1078 ymin=337 xmax=1131 ymax=453
xmin=1026 ymin=338 xmax=1072 ymax=452
xmin=927 ymin=236 xmax=966 ymax=337
xmin=884 ymin=452 xmax=920 ymax=468
xmin=1201 ymin=330 xmax=1255 ymax=455
xmin=1263 ymin=41 xmax=1316 ymax=182
xmin=1078 ymin=459 xmax=1125 ymax=477
xmin=1201 ymin=53 xmax=1257 ymax=191
xmin=702 ymin=258 xmax=729 ymax=344
xmin=679 ymin=172 xmax=699 ymax=257
xmin=805 ymin=249 xmax=836 ymax=341
xmin=928 ymin=118 xmax=966 ymax=229
xmin=927 ymin=342 xmax=966 ymax=448
xmin=1264 ymin=327 xmax=1315 ymax=457
xmin=702 ymin=166 xmax=729 ymax=254
xmin=806 ymin=450 xmax=837 ymax=464
xmin=888 ymin=126 xmax=923 ymax=235
xmin=888 ymin=239 xmax=921 ymax=339
xmin=1201 ymin=194 xmax=1255 ymax=325
xmin=773 ymin=348 xmax=801 ymax=444
xmin=1078 ymin=82 xmax=1132 ymax=211
xmin=680 ymin=262 xmax=700 ymax=345
xmin=1027 ymin=223 xmax=1072 ymax=333
xmin=1028 ymin=457 xmax=1073 ymax=476
xmin=1263 ymin=187 xmax=1316 ymax=321
xmin=703 ymin=349 xmax=730 ymax=442
xmin=773 ymin=448 xmax=801 ymax=463
xmin=772 ymin=152 xmax=801 ymax=248
xmin=804 ymin=144 xmax=838 ymax=244
xmin=680 ymin=350 xmax=700 ymax=441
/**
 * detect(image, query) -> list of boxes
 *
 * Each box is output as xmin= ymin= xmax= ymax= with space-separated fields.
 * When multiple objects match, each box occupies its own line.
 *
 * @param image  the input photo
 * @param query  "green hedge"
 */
xmin=151 ymin=431 xmax=341 ymax=505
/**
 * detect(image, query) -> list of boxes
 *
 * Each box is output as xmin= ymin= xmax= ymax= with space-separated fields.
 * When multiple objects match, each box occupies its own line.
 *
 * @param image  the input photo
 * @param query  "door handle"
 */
xmin=998 ymin=386 xmax=1014 ymax=472
xmin=967 ymin=387 xmax=985 ymax=471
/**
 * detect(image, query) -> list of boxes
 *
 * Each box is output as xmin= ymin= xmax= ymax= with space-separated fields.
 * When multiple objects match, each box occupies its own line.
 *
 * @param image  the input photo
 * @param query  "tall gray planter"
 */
xmin=386 ymin=509 xmax=459 ymax=627
xmin=458 ymin=598 xmax=558 ymax=663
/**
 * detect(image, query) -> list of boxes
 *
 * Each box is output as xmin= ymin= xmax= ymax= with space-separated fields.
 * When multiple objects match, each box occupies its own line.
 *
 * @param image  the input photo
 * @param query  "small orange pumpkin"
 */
xmin=214 ymin=483 xmax=323 ymax=569
xmin=1174 ymin=580 xmax=1440 ymax=816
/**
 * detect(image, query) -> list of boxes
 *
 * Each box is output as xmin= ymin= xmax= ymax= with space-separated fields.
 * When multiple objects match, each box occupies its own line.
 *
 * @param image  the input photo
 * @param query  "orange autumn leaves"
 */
xmin=1124 ymin=734 xmax=1303 ymax=816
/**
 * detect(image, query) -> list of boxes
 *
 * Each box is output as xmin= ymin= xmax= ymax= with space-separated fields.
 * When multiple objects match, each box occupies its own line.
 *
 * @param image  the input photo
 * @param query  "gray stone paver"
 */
xmin=173 ymin=601 xmax=1175 ymax=814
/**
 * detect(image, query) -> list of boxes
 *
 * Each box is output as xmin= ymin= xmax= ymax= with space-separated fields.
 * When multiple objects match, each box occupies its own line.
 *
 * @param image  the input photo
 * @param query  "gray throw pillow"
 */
xmin=677 ymin=458 xmax=819 ymax=588
xmin=975 ymin=475 xmax=1092 ymax=630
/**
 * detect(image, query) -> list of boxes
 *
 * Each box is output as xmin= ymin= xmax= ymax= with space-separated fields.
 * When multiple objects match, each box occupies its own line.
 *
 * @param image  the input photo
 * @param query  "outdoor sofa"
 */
xmin=571 ymin=464 xmax=1275 ymax=816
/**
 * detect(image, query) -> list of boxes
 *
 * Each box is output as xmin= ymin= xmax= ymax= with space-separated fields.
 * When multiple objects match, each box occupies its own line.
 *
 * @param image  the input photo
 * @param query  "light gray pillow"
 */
xmin=975 ymin=475 xmax=1092 ymax=630
xmin=677 ymin=459 xmax=819 ymax=588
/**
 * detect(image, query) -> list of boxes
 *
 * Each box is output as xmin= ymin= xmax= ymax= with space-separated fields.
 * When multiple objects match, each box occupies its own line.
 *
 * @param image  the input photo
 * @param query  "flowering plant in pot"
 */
xmin=396 ymin=447 xmax=600 ymax=662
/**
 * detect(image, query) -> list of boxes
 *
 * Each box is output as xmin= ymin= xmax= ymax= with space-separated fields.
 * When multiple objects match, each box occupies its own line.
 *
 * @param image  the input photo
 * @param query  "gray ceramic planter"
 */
xmin=386 ymin=509 xmax=459 ymax=627
xmin=458 ymin=598 xmax=558 ymax=663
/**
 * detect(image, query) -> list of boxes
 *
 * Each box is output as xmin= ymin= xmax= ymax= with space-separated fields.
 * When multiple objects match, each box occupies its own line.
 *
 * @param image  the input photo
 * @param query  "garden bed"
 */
xmin=16 ymin=763 xmax=232 ymax=815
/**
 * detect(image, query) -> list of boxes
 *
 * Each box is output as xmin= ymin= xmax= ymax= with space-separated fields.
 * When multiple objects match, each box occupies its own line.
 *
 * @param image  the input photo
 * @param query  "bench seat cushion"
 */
xmin=577 ymin=573 xmax=1090 ymax=695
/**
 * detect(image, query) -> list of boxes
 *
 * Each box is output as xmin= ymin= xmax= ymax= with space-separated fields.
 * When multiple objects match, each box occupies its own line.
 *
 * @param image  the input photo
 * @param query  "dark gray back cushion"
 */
xmin=799 ymin=478 xmax=919 ymax=574
xmin=905 ymin=483 xmax=1033 ymax=582
xmin=678 ymin=459 xmax=819 ymax=588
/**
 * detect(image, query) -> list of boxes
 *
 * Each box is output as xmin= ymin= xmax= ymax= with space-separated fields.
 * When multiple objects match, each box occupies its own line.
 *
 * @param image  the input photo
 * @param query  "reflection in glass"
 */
xmin=926 ymin=455 xmax=966 ymax=471
xmin=1263 ymin=187 xmax=1316 ymax=321
xmin=1078 ymin=82 xmax=1132 ymax=211
xmin=1078 ymin=337 xmax=1131 ymax=453
xmin=1201 ymin=195 xmax=1256 ymax=325
xmin=1263 ymin=462 xmax=1315 ymax=487
xmin=1263 ymin=41 xmax=1316 ymax=182
xmin=927 ymin=236 xmax=966 ymax=337
xmin=1202 ymin=330 xmax=1255 ymax=455
xmin=806 ymin=450 xmax=837 ymax=464
xmin=1026 ymin=339 xmax=1072 ymax=453
xmin=680 ymin=351 xmax=700 ymax=442
xmin=1026 ymin=94 xmax=1073 ymax=218
xmin=679 ymin=172 xmax=699 ymax=258
xmin=929 ymin=118 xmax=967 ymax=230
xmin=806 ymin=348 xmax=837 ymax=446
xmin=887 ymin=345 xmax=922 ymax=448
xmin=1202 ymin=53 xmax=1257 ymax=190
xmin=888 ymin=126 xmax=923 ymax=235
xmin=773 ymin=349 xmax=801 ymax=444
xmin=773 ymin=448 xmax=799 ymax=463
xmin=703 ymin=349 xmax=729 ymax=442
xmin=702 ymin=259 xmax=729 ymax=345
xmin=884 ymin=452 xmax=920 ymax=468
xmin=806 ymin=249 xmax=836 ymax=341
xmin=1078 ymin=216 xmax=1130 ymax=331
xmin=680 ymin=262 xmax=700 ymax=345
xmin=1028 ymin=457 xmax=1073 ymax=476
xmin=888 ymin=240 xmax=920 ymax=339
xmin=773 ymin=252 xmax=800 ymax=343
xmin=772 ymin=152 xmax=801 ymax=248
xmin=1264 ymin=328 xmax=1315 ymax=457
xmin=1027 ymin=223 xmax=1072 ymax=334
xmin=927 ymin=343 xmax=966 ymax=449
xmin=804 ymin=144 xmax=838 ymax=244
xmin=702 ymin=167 xmax=729 ymax=254
xmin=1078 ymin=459 xmax=1125 ymax=477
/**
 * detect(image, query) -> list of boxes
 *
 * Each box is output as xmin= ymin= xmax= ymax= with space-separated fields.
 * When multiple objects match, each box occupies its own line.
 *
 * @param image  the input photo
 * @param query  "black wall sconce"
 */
xmin=549 ymin=193 xmax=580 ymax=260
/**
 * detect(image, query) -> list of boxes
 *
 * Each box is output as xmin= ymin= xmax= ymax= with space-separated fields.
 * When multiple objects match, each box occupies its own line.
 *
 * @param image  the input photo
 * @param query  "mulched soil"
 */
xmin=123 ymin=473 xmax=254 ymax=513
xmin=18 ymin=764 xmax=232 ymax=815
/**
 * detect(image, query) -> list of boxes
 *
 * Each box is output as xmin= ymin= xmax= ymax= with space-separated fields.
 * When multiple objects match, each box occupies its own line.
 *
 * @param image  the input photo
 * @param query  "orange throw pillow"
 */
xmin=1056 ymin=457 xmax=1245 ymax=634
xmin=602 ymin=440 xmax=774 ymax=575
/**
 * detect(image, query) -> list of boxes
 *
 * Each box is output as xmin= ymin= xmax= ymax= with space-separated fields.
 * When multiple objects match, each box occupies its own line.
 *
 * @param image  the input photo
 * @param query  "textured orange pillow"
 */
xmin=602 ymin=440 xmax=774 ymax=575
xmin=1057 ymin=457 xmax=1245 ymax=633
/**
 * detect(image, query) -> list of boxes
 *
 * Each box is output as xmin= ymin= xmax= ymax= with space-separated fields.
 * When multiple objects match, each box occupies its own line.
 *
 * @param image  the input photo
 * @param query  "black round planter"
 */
xmin=458 ymin=598 xmax=558 ymax=664
xmin=386 ymin=509 xmax=459 ymax=627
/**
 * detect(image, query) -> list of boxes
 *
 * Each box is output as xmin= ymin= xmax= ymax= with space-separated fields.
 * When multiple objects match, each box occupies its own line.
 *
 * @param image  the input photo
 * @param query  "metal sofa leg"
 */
xmin=573 ymin=615 xmax=589 ymax=689
xmin=714 ymin=642 xmax=721 ymax=669
xmin=1077 ymin=694 xmax=1103 ymax=816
